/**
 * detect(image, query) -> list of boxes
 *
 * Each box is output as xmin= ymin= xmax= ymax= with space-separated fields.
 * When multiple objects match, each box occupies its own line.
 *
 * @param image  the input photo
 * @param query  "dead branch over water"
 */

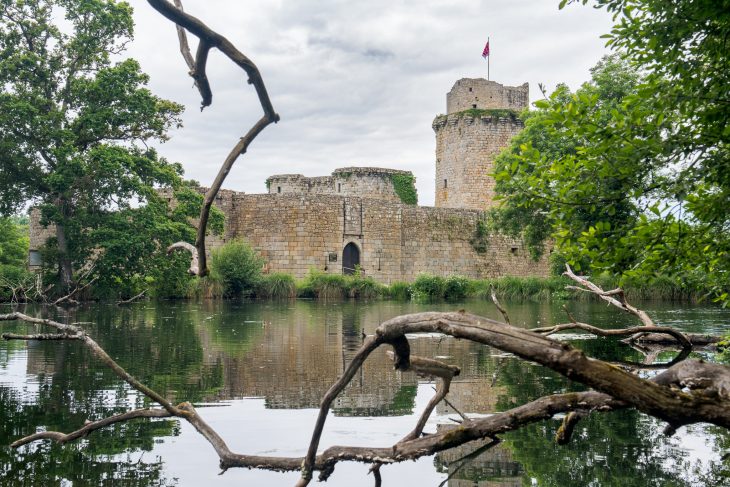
xmin=2 ymin=268 xmax=729 ymax=486
xmin=147 ymin=0 xmax=279 ymax=276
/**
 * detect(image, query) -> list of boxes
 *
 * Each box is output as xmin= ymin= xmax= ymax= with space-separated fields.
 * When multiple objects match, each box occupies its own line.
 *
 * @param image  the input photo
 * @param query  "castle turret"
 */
xmin=433 ymin=79 xmax=528 ymax=210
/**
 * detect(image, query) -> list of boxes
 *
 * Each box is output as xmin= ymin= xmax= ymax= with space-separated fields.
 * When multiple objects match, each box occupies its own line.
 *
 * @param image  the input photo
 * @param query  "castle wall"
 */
xmin=446 ymin=78 xmax=529 ymax=113
xmin=434 ymin=113 xmax=524 ymax=210
xmin=266 ymin=167 xmax=411 ymax=203
xmin=27 ymin=193 xmax=550 ymax=282
xmin=218 ymin=194 xmax=549 ymax=282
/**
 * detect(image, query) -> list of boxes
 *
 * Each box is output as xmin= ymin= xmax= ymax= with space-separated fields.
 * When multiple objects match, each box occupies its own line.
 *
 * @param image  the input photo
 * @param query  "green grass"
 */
xmin=257 ymin=273 xmax=297 ymax=299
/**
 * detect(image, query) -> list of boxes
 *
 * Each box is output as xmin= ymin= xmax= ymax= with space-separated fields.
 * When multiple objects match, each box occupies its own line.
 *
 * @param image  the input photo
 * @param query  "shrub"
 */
xmin=444 ymin=275 xmax=470 ymax=301
xmin=257 ymin=273 xmax=297 ymax=299
xmin=411 ymin=274 xmax=446 ymax=300
xmin=347 ymin=274 xmax=385 ymax=299
xmin=209 ymin=240 xmax=264 ymax=297
xmin=386 ymin=281 xmax=411 ymax=300
xmin=299 ymin=270 xmax=348 ymax=300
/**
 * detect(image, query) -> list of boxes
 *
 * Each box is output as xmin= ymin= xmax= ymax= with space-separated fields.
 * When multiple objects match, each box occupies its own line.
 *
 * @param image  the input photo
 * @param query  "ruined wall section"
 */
xmin=399 ymin=205 xmax=549 ymax=281
xmin=213 ymin=194 xmax=549 ymax=282
xmin=434 ymin=113 xmax=524 ymax=210
xmin=266 ymin=167 xmax=412 ymax=203
xmin=446 ymin=78 xmax=528 ymax=114
xmin=228 ymin=194 xmax=344 ymax=276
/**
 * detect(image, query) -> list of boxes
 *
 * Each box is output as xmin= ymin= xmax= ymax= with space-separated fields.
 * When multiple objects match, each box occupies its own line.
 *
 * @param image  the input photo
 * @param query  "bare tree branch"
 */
xmin=490 ymin=287 xmax=511 ymax=325
xmin=531 ymin=321 xmax=693 ymax=349
xmin=167 ymin=241 xmax=198 ymax=275
xmin=11 ymin=408 xmax=172 ymax=448
xmin=147 ymin=0 xmax=279 ymax=277
xmin=117 ymin=289 xmax=147 ymax=305
xmin=563 ymin=264 xmax=655 ymax=326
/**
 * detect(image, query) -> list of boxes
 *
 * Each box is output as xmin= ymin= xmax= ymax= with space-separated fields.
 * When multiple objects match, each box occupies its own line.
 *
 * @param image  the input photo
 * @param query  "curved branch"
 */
xmin=11 ymin=408 xmax=172 ymax=448
xmin=147 ymin=0 xmax=280 ymax=276
xmin=167 ymin=241 xmax=198 ymax=275
xmin=531 ymin=321 xmax=693 ymax=349
xmin=563 ymin=264 xmax=655 ymax=326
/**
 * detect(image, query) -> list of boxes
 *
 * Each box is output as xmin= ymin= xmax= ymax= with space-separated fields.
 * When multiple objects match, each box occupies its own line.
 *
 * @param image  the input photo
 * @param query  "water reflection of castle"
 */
xmin=193 ymin=303 xmax=510 ymax=416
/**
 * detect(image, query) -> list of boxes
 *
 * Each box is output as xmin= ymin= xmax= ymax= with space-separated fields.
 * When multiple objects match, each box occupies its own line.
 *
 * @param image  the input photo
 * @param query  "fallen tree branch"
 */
xmin=117 ymin=289 xmax=148 ymax=305
xmin=53 ymin=276 xmax=97 ymax=306
xmin=3 ymin=310 xmax=729 ymax=485
xmin=563 ymin=264 xmax=655 ymax=326
xmin=531 ymin=321 xmax=693 ymax=349
xmin=147 ymin=0 xmax=279 ymax=276
xmin=11 ymin=408 xmax=172 ymax=448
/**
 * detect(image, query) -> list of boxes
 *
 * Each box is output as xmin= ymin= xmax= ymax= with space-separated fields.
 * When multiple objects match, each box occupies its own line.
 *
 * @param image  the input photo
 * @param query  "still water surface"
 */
xmin=0 ymin=299 xmax=728 ymax=486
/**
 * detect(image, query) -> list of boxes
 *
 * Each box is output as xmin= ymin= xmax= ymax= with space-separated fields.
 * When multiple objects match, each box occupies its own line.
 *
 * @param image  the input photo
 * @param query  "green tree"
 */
xmin=0 ymin=217 xmax=29 ymax=289
xmin=493 ymin=0 xmax=730 ymax=304
xmin=0 ymin=0 xmax=184 ymax=292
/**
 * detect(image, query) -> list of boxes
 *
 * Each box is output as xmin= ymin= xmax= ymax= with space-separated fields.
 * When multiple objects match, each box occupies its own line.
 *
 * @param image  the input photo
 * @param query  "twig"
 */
xmin=437 ymin=436 xmax=501 ymax=487
xmin=117 ymin=289 xmax=147 ymax=305
xmin=490 ymin=287 xmax=511 ymax=325
xmin=53 ymin=276 xmax=98 ymax=306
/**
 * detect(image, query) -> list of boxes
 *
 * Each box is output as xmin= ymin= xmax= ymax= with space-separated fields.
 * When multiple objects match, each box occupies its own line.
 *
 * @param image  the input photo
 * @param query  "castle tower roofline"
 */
xmin=446 ymin=78 xmax=528 ymax=114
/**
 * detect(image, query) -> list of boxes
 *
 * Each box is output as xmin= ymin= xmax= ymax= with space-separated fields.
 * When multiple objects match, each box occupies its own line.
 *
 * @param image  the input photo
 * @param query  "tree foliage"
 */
xmin=0 ymin=0 xmax=189 ymax=293
xmin=0 ymin=217 xmax=29 ymax=286
xmin=493 ymin=0 xmax=730 ymax=304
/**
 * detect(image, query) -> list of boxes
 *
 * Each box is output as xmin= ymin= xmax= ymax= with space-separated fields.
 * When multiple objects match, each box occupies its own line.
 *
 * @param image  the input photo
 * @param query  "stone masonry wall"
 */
xmin=266 ymin=167 xmax=411 ymax=203
xmin=446 ymin=78 xmax=529 ymax=114
xmin=28 ymin=207 xmax=56 ymax=254
xmin=27 ymin=192 xmax=550 ymax=282
xmin=220 ymin=194 xmax=549 ymax=283
xmin=434 ymin=113 xmax=524 ymax=210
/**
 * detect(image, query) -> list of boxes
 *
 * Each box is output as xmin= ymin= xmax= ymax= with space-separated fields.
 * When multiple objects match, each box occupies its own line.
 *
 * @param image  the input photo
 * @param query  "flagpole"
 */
xmin=487 ymin=36 xmax=490 ymax=81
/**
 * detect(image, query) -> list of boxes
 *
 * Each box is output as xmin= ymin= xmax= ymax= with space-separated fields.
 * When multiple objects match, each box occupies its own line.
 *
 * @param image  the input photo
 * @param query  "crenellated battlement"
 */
xmin=446 ymin=78 xmax=529 ymax=114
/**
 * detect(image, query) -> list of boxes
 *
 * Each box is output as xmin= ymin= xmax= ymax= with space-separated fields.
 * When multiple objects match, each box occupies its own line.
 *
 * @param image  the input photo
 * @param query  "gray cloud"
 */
xmin=127 ymin=0 xmax=614 ymax=204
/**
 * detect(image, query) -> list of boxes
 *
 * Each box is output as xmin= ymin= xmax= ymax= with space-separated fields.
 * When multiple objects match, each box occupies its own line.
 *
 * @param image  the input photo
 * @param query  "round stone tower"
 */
xmin=433 ymin=78 xmax=528 ymax=210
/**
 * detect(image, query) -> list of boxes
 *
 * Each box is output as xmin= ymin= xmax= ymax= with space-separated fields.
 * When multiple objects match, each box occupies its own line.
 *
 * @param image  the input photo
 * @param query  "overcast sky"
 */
xmin=126 ymin=0 xmax=614 ymax=205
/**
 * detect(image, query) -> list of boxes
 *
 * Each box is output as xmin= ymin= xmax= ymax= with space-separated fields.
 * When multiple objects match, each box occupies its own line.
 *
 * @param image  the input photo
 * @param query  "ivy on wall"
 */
xmin=390 ymin=173 xmax=418 ymax=205
xmin=470 ymin=217 xmax=490 ymax=253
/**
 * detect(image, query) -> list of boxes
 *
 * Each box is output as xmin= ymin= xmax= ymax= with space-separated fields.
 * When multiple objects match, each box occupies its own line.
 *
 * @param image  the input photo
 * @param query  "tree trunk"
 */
xmin=54 ymin=199 xmax=74 ymax=292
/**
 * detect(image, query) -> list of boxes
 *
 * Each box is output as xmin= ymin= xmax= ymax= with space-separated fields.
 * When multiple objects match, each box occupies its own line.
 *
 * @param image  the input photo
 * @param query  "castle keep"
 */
xmin=434 ymin=79 xmax=528 ymax=210
xmin=30 ymin=79 xmax=550 ymax=282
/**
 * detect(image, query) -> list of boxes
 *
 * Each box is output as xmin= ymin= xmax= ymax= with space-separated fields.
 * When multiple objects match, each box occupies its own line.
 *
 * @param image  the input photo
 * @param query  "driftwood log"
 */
xmin=2 ymin=267 xmax=729 ymax=486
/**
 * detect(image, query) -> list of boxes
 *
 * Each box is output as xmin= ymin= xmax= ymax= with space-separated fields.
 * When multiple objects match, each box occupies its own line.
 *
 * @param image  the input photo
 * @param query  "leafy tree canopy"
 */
xmin=493 ymin=0 xmax=729 ymax=305
xmin=0 ymin=0 xmax=219 ymax=296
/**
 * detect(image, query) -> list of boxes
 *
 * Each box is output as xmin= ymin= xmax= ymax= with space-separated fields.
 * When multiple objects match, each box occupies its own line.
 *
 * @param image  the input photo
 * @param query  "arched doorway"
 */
xmin=342 ymin=242 xmax=360 ymax=275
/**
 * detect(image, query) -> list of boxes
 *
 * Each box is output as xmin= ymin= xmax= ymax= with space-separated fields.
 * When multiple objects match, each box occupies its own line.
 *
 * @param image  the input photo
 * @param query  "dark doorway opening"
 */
xmin=342 ymin=242 xmax=360 ymax=275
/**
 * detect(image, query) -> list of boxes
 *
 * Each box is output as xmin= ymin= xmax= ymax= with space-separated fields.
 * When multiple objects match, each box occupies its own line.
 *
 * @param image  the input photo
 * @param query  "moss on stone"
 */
xmin=390 ymin=173 xmax=418 ymax=205
xmin=458 ymin=108 xmax=520 ymax=120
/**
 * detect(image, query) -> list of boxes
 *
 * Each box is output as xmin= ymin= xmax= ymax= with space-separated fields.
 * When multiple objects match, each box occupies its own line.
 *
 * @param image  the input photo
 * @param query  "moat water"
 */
xmin=0 ymin=299 xmax=728 ymax=486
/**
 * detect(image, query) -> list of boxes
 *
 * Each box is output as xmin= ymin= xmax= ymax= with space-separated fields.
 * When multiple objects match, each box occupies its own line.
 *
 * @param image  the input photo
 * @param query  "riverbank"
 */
xmin=194 ymin=270 xmax=707 ymax=303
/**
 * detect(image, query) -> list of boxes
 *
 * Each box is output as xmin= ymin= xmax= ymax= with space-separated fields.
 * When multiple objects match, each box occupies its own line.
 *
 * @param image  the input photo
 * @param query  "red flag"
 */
xmin=482 ymin=40 xmax=490 ymax=58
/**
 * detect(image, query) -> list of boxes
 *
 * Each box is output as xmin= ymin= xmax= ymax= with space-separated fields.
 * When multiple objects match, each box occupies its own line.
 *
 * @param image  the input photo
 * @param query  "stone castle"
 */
xmin=29 ymin=79 xmax=550 ymax=282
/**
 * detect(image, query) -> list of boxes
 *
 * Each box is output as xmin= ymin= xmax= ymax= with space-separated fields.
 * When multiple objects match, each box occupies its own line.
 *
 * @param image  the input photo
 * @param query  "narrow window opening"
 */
xmin=277 ymin=186 xmax=281 ymax=193
xmin=444 ymin=179 xmax=448 ymax=188
xmin=338 ymin=183 xmax=341 ymax=192
xmin=468 ymin=87 xmax=472 ymax=92
xmin=472 ymin=104 xmax=477 ymax=108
